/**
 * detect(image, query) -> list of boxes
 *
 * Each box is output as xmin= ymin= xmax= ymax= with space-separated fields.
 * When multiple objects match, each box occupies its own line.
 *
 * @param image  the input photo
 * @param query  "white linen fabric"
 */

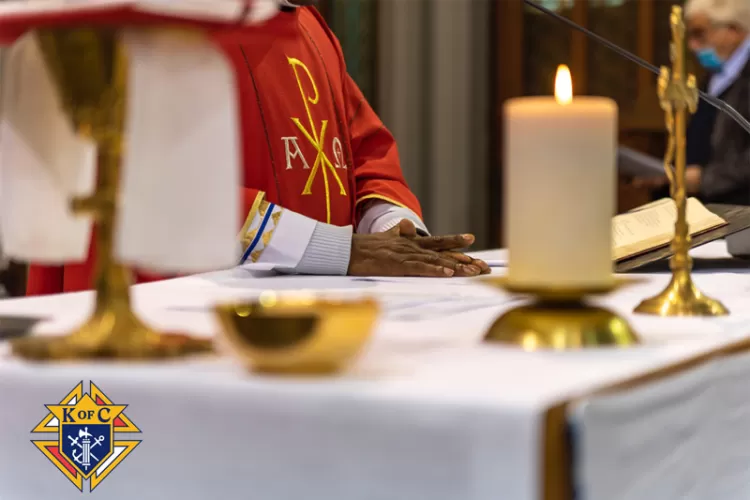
xmin=0 ymin=33 xmax=96 ymax=263
xmin=0 ymin=1 xmax=280 ymax=270
xmin=0 ymin=242 xmax=749 ymax=499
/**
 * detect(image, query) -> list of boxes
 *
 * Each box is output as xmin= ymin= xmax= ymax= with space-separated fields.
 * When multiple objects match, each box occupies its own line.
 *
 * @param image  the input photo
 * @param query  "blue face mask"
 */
xmin=696 ymin=47 xmax=724 ymax=71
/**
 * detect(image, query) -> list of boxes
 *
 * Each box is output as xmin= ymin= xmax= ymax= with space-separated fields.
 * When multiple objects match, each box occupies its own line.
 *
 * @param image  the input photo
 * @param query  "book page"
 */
xmin=612 ymin=198 xmax=726 ymax=261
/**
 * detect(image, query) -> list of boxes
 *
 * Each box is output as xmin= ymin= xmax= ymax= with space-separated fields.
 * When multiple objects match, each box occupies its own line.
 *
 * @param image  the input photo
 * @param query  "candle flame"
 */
xmin=555 ymin=65 xmax=573 ymax=105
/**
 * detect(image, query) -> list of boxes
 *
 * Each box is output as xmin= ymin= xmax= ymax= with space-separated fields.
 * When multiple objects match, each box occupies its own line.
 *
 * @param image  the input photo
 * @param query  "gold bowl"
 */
xmin=214 ymin=294 xmax=379 ymax=375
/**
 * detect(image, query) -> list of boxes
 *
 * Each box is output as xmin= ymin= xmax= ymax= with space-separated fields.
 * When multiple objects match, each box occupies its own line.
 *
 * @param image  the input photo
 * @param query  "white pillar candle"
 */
xmin=504 ymin=65 xmax=617 ymax=290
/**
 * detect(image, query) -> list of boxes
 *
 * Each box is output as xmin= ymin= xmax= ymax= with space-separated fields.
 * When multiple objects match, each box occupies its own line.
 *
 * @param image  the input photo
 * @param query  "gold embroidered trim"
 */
xmin=356 ymin=194 xmax=411 ymax=211
xmin=239 ymin=191 xmax=266 ymax=244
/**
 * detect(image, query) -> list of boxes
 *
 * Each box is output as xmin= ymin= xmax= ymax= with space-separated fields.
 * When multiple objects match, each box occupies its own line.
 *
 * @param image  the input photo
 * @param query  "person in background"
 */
xmin=637 ymin=0 xmax=750 ymax=204
xmin=26 ymin=0 xmax=489 ymax=296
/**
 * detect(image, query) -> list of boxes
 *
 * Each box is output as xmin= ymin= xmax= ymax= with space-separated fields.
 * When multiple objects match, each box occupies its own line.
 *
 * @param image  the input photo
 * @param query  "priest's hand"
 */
xmin=348 ymin=220 xmax=489 ymax=277
xmin=392 ymin=219 xmax=490 ymax=275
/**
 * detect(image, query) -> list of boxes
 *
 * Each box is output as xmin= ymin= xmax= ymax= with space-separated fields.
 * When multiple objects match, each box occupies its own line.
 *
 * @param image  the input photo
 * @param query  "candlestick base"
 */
xmin=485 ymin=299 xmax=638 ymax=350
xmin=482 ymin=278 xmax=640 ymax=350
xmin=634 ymin=272 xmax=728 ymax=317
xmin=11 ymin=307 xmax=213 ymax=361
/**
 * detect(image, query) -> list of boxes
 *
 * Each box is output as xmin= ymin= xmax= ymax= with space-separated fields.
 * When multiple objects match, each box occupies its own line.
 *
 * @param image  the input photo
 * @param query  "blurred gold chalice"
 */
xmin=10 ymin=29 xmax=213 ymax=361
xmin=214 ymin=294 xmax=379 ymax=375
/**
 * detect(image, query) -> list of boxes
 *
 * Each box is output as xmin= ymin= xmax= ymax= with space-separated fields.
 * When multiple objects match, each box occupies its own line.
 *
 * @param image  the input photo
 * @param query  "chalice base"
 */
xmin=634 ymin=275 xmax=728 ymax=316
xmin=11 ymin=307 xmax=212 ymax=361
xmin=485 ymin=300 xmax=640 ymax=350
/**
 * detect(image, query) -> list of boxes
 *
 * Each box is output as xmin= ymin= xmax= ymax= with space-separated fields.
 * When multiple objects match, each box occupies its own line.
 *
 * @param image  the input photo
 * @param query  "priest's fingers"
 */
xmin=397 ymin=252 xmax=465 ymax=274
xmin=475 ymin=259 xmax=491 ymax=274
xmin=441 ymin=251 xmax=473 ymax=264
xmin=413 ymin=233 xmax=475 ymax=251
xmin=400 ymin=260 xmax=456 ymax=277
xmin=397 ymin=219 xmax=418 ymax=238
xmin=442 ymin=252 xmax=489 ymax=275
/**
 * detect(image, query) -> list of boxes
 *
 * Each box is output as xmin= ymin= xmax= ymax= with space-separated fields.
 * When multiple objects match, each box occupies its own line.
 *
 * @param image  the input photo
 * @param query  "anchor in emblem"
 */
xmin=67 ymin=427 xmax=105 ymax=470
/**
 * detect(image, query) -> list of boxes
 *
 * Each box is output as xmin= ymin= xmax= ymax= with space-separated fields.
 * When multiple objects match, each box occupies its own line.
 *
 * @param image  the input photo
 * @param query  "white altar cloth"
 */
xmin=1 ymin=241 xmax=750 ymax=500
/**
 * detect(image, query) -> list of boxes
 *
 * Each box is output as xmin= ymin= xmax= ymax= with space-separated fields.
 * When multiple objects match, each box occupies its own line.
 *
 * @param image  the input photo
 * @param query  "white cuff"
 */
xmin=238 ymin=198 xmax=352 ymax=275
xmin=239 ymin=202 xmax=315 ymax=270
xmin=292 ymin=223 xmax=352 ymax=275
xmin=358 ymin=201 xmax=430 ymax=235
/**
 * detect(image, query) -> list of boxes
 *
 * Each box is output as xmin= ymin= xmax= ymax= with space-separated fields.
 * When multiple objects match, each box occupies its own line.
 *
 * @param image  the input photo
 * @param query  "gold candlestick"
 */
xmin=483 ymin=279 xmax=640 ymax=350
xmin=11 ymin=29 xmax=212 ymax=360
xmin=634 ymin=7 xmax=728 ymax=317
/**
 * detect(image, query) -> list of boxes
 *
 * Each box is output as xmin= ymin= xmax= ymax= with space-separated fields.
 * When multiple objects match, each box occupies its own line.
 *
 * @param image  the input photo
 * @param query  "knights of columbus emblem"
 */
xmin=30 ymin=382 xmax=141 ymax=492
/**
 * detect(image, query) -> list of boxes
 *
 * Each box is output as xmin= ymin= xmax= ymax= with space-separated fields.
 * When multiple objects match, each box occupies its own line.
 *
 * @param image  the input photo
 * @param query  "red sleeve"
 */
xmin=26 ymin=265 xmax=64 ymax=296
xmin=344 ymin=74 xmax=423 ymax=222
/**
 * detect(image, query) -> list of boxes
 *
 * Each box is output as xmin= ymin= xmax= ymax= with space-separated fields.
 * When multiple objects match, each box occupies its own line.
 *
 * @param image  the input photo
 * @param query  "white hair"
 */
xmin=685 ymin=0 xmax=750 ymax=31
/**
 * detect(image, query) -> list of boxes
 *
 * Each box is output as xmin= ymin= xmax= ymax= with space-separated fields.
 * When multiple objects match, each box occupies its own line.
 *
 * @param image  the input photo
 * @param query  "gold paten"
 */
xmin=483 ymin=279 xmax=639 ymax=350
xmin=214 ymin=294 xmax=378 ymax=375
xmin=11 ymin=29 xmax=212 ymax=360
xmin=634 ymin=6 xmax=728 ymax=317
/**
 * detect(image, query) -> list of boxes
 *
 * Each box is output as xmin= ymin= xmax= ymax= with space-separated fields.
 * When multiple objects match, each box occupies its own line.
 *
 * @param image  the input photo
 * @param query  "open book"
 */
xmin=613 ymin=197 xmax=727 ymax=261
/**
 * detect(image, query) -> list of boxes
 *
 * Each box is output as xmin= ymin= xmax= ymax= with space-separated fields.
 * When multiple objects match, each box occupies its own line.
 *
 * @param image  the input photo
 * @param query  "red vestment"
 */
xmin=26 ymin=7 xmax=421 ymax=295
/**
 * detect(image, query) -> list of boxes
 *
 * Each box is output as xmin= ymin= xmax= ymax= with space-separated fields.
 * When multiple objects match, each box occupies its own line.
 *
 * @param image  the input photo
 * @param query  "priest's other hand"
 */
xmin=631 ymin=165 xmax=702 ymax=194
xmin=631 ymin=175 xmax=669 ymax=190
xmin=685 ymin=165 xmax=702 ymax=194
xmin=348 ymin=220 xmax=489 ymax=277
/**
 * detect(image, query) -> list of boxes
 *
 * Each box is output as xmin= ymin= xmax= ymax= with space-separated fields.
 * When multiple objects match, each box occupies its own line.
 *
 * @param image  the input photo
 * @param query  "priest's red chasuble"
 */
xmin=26 ymin=6 xmax=421 ymax=295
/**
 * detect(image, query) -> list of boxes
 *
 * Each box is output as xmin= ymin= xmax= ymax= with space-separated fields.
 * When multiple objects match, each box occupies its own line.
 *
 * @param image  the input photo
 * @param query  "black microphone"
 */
xmin=522 ymin=0 xmax=750 ymax=136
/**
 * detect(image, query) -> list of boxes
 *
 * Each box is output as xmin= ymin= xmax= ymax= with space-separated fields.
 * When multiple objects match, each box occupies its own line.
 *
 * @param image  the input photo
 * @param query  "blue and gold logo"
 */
xmin=31 ymin=382 xmax=141 ymax=492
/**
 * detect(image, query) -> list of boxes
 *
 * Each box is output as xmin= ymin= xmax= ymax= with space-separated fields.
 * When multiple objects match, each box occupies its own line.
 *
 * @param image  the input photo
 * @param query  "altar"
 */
xmin=1 ymin=240 xmax=749 ymax=500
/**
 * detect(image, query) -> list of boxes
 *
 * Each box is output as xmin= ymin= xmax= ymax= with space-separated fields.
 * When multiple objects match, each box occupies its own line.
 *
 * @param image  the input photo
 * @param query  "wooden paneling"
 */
xmin=570 ymin=0 xmax=588 ymax=94
xmin=493 ymin=0 xmax=524 ymax=247
xmin=492 ymin=0 xmax=679 ymax=244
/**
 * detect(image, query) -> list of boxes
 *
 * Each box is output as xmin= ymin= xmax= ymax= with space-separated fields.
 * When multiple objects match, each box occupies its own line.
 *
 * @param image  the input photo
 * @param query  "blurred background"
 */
xmin=318 ymin=0 xmax=700 ymax=247
xmin=0 ymin=0 xmax=700 ymax=296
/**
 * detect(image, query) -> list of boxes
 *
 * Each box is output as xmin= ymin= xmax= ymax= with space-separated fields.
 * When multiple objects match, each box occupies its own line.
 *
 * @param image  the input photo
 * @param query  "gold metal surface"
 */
xmin=482 ymin=276 xmax=640 ymax=301
xmin=635 ymin=6 xmax=728 ymax=317
xmin=11 ymin=29 xmax=212 ymax=361
xmin=482 ymin=279 xmax=639 ymax=349
xmin=215 ymin=294 xmax=378 ymax=375
xmin=485 ymin=297 xmax=639 ymax=350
